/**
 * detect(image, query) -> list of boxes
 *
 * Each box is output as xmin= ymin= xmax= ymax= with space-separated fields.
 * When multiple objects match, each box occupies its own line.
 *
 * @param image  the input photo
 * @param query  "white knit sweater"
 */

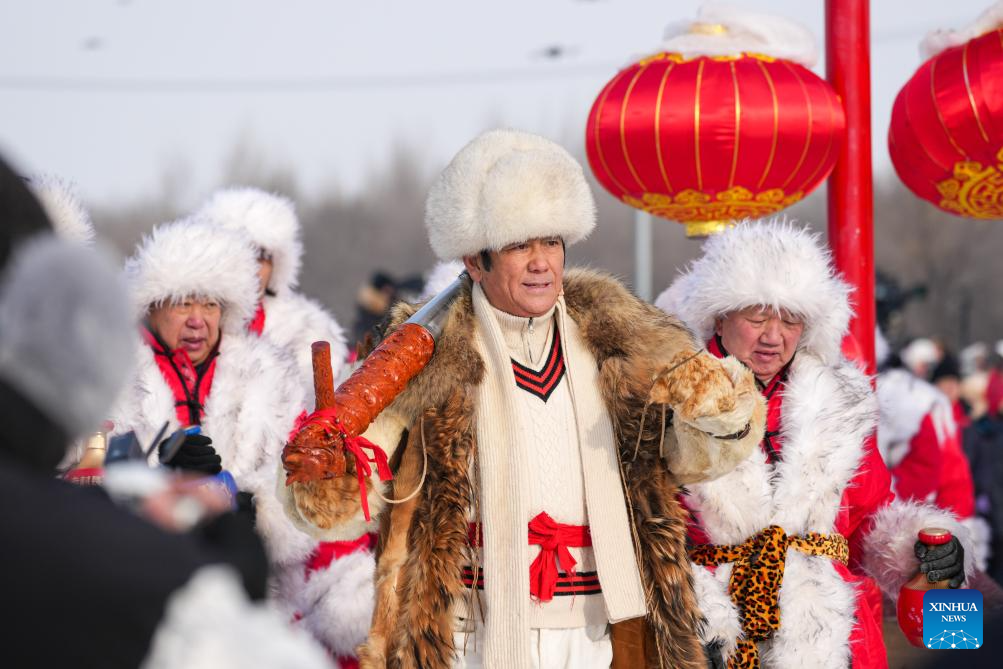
xmin=457 ymin=305 xmax=605 ymax=629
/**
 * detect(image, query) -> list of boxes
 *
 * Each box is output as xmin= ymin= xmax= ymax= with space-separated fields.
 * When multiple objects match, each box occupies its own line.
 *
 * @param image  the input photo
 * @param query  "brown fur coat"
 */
xmin=289 ymin=268 xmax=764 ymax=669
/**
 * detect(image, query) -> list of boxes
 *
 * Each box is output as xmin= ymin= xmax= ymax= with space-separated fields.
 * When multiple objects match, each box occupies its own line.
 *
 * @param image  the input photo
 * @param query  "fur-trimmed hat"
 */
xmin=0 ymin=236 xmax=135 ymax=438
xmin=656 ymin=218 xmax=852 ymax=365
xmin=27 ymin=175 xmax=96 ymax=246
xmin=424 ymin=129 xmax=596 ymax=260
xmin=124 ymin=218 xmax=259 ymax=333
xmin=196 ymin=187 xmax=302 ymax=294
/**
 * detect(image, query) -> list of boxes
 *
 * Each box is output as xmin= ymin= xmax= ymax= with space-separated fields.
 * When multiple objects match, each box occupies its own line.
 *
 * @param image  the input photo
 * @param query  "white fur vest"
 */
xmin=261 ymin=292 xmax=349 ymax=407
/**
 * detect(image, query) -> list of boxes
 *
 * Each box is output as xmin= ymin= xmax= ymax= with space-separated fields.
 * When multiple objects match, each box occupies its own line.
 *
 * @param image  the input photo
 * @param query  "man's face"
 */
xmin=463 ymin=237 xmax=564 ymax=317
xmin=257 ymin=251 xmax=274 ymax=298
xmin=716 ymin=306 xmax=804 ymax=383
xmin=148 ymin=297 xmax=222 ymax=365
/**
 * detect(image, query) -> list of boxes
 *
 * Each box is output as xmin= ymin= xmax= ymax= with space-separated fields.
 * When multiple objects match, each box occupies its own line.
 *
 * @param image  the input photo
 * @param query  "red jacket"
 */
xmin=878 ymin=368 xmax=976 ymax=520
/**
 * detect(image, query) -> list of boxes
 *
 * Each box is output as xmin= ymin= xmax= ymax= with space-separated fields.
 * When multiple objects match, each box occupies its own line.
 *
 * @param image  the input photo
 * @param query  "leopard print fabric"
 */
xmin=689 ymin=525 xmax=849 ymax=669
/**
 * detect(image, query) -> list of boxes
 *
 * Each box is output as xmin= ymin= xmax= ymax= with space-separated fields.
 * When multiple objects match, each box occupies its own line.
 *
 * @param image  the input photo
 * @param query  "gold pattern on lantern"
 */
xmin=685 ymin=220 xmax=735 ymax=238
xmin=637 ymin=51 xmax=777 ymax=67
xmin=622 ymin=186 xmax=803 ymax=228
xmin=936 ymin=147 xmax=1003 ymax=218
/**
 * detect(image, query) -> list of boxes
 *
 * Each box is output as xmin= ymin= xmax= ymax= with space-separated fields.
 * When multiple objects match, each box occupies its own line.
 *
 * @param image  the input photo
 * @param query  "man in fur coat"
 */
xmin=279 ymin=129 xmax=766 ymax=669
xmin=196 ymin=186 xmax=349 ymax=400
xmin=108 ymin=218 xmax=369 ymax=666
xmin=656 ymin=219 xmax=976 ymax=669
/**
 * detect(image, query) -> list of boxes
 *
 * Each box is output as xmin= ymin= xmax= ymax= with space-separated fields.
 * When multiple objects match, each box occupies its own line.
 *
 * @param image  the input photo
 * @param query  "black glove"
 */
xmin=195 ymin=491 xmax=267 ymax=601
xmin=159 ymin=433 xmax=222 ymax=475
xmin=704 ymin=640 xmax=726 ymax=669
xmin=915 ymin=537 xmax=965 ymax=588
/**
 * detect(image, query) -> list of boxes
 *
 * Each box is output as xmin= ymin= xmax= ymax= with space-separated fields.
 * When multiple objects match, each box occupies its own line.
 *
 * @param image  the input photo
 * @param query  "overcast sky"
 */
xmin=0 ymin=0 xmax=994 ymax=208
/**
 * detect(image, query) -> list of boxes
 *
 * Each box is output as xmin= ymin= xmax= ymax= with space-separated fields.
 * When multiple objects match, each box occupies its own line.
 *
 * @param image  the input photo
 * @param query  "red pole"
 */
xmin=826 ymin=0 xmax=875 ymax=375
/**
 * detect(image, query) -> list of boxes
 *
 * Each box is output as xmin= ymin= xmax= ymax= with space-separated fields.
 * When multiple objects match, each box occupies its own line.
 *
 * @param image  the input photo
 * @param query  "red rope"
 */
xmin=293 ymin=407 xmax=393 ymax=522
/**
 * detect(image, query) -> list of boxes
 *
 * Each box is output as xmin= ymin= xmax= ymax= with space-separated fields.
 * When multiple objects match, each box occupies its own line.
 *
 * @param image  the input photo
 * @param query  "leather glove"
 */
xmin=159 ymin=433 xmax=222 ymax=475
xmin=915 ymin=536 xmax=966 ymax=588
xmin=704 ymin=640 xmax=726 ymax=669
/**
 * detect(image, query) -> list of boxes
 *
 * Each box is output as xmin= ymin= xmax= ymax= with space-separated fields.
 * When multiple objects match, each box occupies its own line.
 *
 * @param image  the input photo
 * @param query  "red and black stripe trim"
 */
xmin=460 ymin=566 xmax=601 ymax=596
xmin=511 ymin=329 xmax=565 ymax=402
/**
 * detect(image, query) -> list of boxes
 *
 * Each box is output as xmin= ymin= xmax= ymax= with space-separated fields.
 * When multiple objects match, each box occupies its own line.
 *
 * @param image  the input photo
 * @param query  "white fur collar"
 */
xmin=688 ymin=352 xmax=877 ymax=540
xmin=260 ymin=293 xmax=348 ymax=408
xmin=108 ymin=331 xmax=313 ymax=565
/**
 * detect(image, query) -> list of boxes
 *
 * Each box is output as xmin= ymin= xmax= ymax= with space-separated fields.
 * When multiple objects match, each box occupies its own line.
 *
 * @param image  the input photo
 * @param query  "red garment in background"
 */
xmin=889 ymin=400 xmax=975 ymax=520
xmin=987 ymin=369 xmax=1003 ymax=418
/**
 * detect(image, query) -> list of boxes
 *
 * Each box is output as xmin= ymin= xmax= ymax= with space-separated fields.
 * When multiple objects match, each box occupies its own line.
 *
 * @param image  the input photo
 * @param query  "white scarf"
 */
xmin=471 ymin=284 xmax=646 ymax=668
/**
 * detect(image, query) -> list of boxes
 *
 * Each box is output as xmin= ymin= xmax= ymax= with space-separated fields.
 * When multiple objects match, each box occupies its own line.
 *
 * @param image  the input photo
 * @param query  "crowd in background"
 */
xmin=881 ymin=335 xmax=1003 ymax=585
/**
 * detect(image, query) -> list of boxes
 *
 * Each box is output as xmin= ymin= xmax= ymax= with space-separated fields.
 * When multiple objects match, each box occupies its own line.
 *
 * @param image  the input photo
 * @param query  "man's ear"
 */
xmin=713 ymin=316 xmax=724 ymax=336
xmin=462 ymin=255 xmax=483 ymax=283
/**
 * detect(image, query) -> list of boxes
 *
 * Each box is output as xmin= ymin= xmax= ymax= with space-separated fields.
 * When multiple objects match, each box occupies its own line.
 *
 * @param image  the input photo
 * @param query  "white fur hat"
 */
xmin=196 ymin=187 xmax=303 ymax=294
xmin=659 ymin=2 xmax=817 ymax=67
xmin=656 ymin=218 xmax=852 ymax=365
xmin=901 ymin=338 xmax=941 ymax=375
xmin=425 ymin=129 xmax=596 ymax=261
xmin=921 ymin=1 xmax=1003 ymax=60
xmin=124 ymin=218 xmax=259 ymax=333
xmin=0 ymin=235 xmax=135 ymax=438
xmin=27 ymin=174 xmax=96 ymax=246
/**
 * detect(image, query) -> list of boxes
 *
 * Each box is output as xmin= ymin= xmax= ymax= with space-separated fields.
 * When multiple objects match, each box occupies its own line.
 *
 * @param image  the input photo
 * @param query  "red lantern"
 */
xmin=586 ymin=51 xmax=845 ymax=237
xmin=889 ymin=28 xmax=1003 ymax=218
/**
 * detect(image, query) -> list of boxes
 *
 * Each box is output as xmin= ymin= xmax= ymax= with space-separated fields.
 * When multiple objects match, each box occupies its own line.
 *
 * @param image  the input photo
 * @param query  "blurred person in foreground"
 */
xmin=25 ymin=173 xmax=102 ymax=472
xmin=0 ymin=156 xmax=330 ymax=669
xmin=107 ymin=218 xmax=370 ymax=664
xmin=657 ymin=220 xmax=976 ymax=669
xmin=197 ymin=187 xmax=349 ymax=407
xmin=280 ymin=129 xmax=765 ymax=668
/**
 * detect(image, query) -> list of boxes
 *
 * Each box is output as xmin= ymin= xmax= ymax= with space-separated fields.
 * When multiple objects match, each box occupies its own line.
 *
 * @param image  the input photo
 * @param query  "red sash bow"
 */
xmin=527 ymin=511 xmax=592 ymax=602
xmin=291 ymin=408 xmax=393 ymax=522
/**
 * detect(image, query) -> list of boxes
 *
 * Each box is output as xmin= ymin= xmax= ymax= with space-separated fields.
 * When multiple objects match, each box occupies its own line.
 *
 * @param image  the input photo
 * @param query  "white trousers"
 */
xmin=451 ymin=624 xmax=612 ymax=669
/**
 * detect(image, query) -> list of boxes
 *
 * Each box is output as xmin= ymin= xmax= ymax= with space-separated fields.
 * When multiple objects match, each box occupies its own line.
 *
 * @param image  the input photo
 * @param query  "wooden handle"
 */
xmin=312 ymin=341 xmax=336 ymax=410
